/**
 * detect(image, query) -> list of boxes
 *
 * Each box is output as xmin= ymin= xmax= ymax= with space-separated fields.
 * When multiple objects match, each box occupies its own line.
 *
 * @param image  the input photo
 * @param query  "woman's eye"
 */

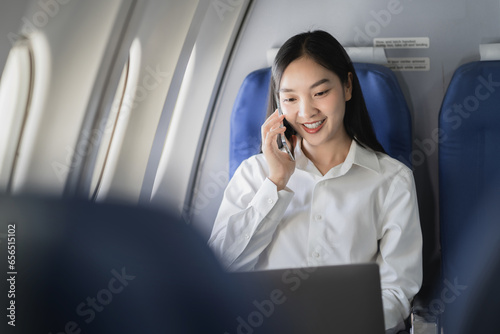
xmin=315 ymin=89 xmax=330 ymax=97
xmin=283 ymin=98 xmax=295 ymax=103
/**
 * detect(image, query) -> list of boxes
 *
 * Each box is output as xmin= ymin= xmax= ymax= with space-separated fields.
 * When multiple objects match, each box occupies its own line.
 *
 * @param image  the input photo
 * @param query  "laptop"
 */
xmin=226 ymin=263 xmax=385 ymax=334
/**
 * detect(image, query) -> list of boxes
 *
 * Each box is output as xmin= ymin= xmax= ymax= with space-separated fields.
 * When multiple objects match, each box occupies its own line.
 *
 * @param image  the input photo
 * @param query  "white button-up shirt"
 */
xmin=209 ymin=140 xmax=422 ymax=330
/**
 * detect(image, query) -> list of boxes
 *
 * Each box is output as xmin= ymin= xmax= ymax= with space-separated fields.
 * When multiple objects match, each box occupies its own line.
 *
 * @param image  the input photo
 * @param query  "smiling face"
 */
xmin=278 ymin=56 xmax=352 ymax=153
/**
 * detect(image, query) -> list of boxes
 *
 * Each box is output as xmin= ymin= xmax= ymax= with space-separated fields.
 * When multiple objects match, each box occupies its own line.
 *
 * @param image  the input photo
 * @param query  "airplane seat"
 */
xmin=438 ymin=60 xmax=500 ymax=332
xmin=0 ymin=195 xmax=274 ymax=333
xmin=442 ymin=175 xmax=500 ymax=334
xmin=229 ymin=63 xmax=413 ymax=178
xmin=230 ymin=67 xmax=272 ymax=177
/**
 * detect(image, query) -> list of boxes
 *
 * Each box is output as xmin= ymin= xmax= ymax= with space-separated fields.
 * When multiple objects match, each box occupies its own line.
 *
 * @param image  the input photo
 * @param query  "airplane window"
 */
xmin=89 ymin=1 xmax=201 ymax=204
xmin=91 ymin=38 xmax=142 ymax=202
xmin=89 ymin=56 xmax=130 ymax=200
xmin=151 ymin=44 xmax=197 ymax=198
xmin=0 ymin=40 xmax=33 ymax=193
xmin=149 ymin=0 xmax=251 ymax=216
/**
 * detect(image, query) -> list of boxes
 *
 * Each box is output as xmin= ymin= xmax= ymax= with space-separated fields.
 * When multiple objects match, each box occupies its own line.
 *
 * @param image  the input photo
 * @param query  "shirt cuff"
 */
xmin=249 ymin=178 xmax=294 ymax=222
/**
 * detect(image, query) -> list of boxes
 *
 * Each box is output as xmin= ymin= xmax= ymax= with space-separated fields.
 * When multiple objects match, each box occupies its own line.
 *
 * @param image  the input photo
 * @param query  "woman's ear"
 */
xmin=344 ymin=72 xmax=353 ymax=101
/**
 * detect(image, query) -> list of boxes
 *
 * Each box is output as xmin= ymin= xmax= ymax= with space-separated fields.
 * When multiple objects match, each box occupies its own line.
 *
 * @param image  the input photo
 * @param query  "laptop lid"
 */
xmin=225 ymin=263 xmax=385 ymax=334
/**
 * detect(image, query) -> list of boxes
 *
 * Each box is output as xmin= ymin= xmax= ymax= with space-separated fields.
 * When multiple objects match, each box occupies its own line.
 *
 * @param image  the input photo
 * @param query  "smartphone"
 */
xmin=275 ymin=93 xmax=295 ymax=161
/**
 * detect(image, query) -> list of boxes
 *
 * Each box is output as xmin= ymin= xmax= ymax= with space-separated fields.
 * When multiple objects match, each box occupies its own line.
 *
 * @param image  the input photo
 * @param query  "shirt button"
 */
xmin=315 ymin=214 xmax=322 ymax=221
xmin=267 ymin=198 xmax=274 ymax=204
xmin=312 ymin=252 xmax=320 ymax=258
xmin=244 ymin=234 xmax=250 ymax=240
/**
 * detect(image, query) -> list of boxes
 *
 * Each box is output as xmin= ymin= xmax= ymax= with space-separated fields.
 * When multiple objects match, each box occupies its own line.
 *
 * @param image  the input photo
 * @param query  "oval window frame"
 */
xmin=0 ymin=38 xmax=34 ymax=193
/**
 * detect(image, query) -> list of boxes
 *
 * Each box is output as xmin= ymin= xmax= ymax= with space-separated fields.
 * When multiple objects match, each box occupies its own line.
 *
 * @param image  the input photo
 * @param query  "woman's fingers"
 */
xmin=261 ymin=108 xmax=295 ymax=160
xmin=263 ymin=109 xmax=283 ymax=125
xmin=261 ymin=109 xmax=285 ymax=142
xmin=262 ymin=112 xmax=284 ymax=133
xmin=263 ymin=127 xmax=283 ymax=150
xmin=260 ymin=110 xmax=295 ymax=190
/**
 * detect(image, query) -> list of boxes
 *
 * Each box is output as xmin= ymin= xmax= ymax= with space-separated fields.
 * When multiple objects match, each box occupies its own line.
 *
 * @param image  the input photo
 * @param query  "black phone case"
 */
xmin=277 ymin=118 xmax=296 ymax=150
xmin=283 ymin=118 xmax=296 ymax=141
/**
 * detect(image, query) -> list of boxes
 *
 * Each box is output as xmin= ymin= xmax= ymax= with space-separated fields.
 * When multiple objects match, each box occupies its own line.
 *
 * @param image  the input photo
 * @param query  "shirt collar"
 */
xmin=343 ymin=139 xmax=381 ymax=174
xmin=293 ymin=139 xmax=381 ymax=177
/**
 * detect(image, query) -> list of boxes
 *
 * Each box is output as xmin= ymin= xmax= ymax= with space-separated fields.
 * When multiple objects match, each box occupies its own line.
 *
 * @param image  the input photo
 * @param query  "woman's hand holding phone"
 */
xmin=261 ymin=109 xmax=296 ymax=191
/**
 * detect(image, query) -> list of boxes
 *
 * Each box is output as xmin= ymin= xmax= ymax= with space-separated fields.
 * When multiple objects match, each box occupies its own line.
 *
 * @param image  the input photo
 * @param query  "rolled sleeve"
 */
xmin=208 ymin=157 xmax=294 ymax=272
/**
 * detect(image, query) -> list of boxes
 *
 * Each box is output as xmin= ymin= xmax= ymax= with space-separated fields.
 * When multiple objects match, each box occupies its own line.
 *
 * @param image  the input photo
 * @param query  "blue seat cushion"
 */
xmin=439 ymin=60 xmax=500 ymax=281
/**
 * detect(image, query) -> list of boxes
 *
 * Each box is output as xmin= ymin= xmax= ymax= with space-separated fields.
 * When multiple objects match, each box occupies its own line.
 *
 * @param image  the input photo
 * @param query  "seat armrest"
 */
xmin=410 ymin=306 xmax=439 ymax=334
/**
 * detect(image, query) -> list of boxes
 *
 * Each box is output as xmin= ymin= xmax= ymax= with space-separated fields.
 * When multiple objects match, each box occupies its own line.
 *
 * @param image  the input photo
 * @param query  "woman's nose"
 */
xmin=298 ymin=98 xmax=318 ymax=118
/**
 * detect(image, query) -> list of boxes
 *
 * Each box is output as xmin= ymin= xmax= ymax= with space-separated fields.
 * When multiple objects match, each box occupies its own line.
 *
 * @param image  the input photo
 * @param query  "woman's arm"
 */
xmin=208 ymin=157 xmax=294 ymax=271
xmin=376 ymin=166 xmax=423 ymax=331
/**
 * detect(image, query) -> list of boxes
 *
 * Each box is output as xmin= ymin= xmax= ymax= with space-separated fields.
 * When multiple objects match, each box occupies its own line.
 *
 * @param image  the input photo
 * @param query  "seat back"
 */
xmin=0 ymin=195 xmax=250 ymax=333
xmin=439 ymin=60 xmax=500 ymax=288
xmin=442 ymin=180 xmax=500 ymax=334
xmin=229 ymin=63 xmax=413 ymax=177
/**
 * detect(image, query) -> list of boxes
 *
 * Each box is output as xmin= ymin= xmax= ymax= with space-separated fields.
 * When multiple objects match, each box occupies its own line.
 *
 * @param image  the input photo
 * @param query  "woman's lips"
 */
xmin=301 ymin=119 xmax=326 ymax=134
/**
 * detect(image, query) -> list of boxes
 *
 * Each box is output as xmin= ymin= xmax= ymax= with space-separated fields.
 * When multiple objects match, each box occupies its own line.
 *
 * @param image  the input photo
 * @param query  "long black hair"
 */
xmin=267 ymin=30 xmax=385 ymax=153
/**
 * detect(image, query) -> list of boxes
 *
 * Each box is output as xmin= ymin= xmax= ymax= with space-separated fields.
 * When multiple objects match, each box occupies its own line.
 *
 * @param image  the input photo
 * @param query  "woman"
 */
xmin=209 ymin=30 xmax=422 ymax=332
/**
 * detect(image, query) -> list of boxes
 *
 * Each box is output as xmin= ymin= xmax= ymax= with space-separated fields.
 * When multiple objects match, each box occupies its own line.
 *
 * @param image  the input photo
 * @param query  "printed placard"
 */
xmin=374 ymin=37 xmax=430 ymax=49
xmin=386 ymin=57 xmax=430 ymax=71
